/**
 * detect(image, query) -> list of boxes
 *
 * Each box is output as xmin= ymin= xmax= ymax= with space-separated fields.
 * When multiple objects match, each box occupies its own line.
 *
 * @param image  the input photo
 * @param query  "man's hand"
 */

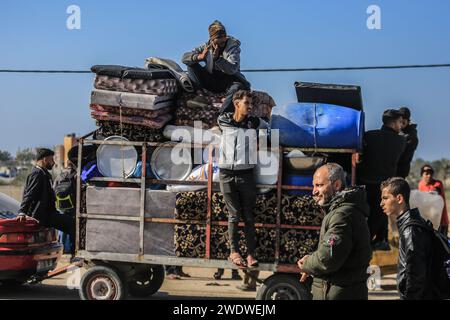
xmin=16 ymin=213 xmax=28 ymax=222
xmin=297 ymin=254 xmax=310 ymax=270
xmin=196 ymin=45 xmax=210 ymax=62
xmin=300 ymin=272 xmax=310 ymax=283
xmin=297 ymin=255 xmax=311 ymax=283
xmin=16 ymin=213 xmax=38 ymax=223
xmin=212 ymin=42 xmax=221 ymax=61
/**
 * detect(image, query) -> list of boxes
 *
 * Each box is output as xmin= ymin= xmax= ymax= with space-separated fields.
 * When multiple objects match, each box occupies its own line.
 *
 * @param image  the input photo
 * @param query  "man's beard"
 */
xmin=315 ymin=188 xmax=336 ymax=207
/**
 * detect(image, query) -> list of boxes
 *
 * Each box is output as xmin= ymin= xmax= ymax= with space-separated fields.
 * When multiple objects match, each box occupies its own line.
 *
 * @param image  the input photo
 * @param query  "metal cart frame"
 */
xmin=74 ymin=131 xmax=359 ymax=299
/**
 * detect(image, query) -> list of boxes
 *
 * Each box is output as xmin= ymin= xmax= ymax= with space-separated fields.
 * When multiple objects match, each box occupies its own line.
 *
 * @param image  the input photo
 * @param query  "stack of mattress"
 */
xmin=174 ymin=224 xmax=320 ymax=264
xmin=173 ymin=191 xmax=324 ymax=263
xmin=175 ymin=89 xmax=276 ymax=129
xmin=90 ymin=65 xmax=177 ymax=136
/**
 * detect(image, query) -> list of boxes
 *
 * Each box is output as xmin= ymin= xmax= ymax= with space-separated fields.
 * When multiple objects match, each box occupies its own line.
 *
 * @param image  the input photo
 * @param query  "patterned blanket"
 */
xmin=90 ymin=104 xmax=172 ymax=119
xmin=95 ymin=120 xmax=166 ymax=142
xmin=94 ymin=75 xmax=178 ymax=95
xmin=174 ymin=89 xmax=276 ymax=129
xmin=91 ymin=111 xmax=172 ymax=130
xmin=91 ymin=89 xmax=175 ymax=110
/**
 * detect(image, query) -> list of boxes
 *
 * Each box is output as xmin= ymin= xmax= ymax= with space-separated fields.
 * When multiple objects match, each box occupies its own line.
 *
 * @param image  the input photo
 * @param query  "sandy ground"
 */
xmin=0 ymin=185 xmax=23 ymax=201
xmin=0 ymin=256 xmax=399 ymax=300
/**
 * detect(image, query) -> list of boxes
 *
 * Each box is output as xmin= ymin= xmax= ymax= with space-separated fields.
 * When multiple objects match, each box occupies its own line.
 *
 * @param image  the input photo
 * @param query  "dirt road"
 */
xmin=0 ymin=258 xmax=399 ymax=300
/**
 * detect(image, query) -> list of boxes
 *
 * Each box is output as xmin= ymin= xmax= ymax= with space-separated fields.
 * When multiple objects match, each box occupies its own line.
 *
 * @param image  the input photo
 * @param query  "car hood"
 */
xmin=0 ymin=192 xmax=20 ymax=219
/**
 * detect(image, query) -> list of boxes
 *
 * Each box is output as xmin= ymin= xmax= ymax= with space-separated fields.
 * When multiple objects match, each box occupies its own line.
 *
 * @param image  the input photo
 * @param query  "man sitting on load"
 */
xmin=182 ymin=20 xmax=250 ymax=113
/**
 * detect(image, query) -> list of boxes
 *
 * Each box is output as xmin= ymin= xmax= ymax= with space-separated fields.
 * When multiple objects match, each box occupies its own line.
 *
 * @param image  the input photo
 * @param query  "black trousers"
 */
xmin=365 ymin=183 xmax=388 ymax=242
xmin=44 ymin=212 xmax=76 ymax=253
xmin=187 ymin=63 xmax=250 ymax=113
xmin=219 ymin=169 xmax=257 ymax=255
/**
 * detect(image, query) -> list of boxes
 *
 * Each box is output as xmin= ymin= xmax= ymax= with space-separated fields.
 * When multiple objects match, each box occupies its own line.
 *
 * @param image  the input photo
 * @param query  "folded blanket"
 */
xmin=91 ymin=89 xmax=175 ymax=110
xmin=94 ymin=75 xmax=178 ymax=95
xmin=175 ymin=105 xmax=220 ymax=129
xmin=251 ymin=91 xmax=277 ymax=119
xmin=145 ymin=57 xmax=195 ymax=93
xmin=95 ymin=120 xmax=166 ymax=142
xmin=91 ymin=111 xmax=172 ymax=129
xmin=91 ymin=65 xmax=174 ymax=80
xmin=90 ymin=104 xmax=172 ymax=119
xmin=174 ymin=119 xmax=212 ymax=130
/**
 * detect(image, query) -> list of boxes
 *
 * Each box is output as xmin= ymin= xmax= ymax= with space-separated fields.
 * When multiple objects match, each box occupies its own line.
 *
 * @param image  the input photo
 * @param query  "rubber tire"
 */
xmin=256 ymin=274 xmax=312 ymax=300
xmin=79 ymin=266 xmax=127 ymax=300
xmin=128 ymin=265 xmax=165 ymax=298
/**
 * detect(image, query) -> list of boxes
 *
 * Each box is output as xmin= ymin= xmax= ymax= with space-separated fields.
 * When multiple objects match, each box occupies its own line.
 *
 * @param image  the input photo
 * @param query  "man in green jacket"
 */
xmin=298 ymin=163 xmax=372 ymax=300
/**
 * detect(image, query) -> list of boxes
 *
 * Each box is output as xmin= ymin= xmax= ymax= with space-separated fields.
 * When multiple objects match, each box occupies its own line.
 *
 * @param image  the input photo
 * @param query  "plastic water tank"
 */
xmin=271 ymin=103 xmax=364 ymax=149
xmin=410 ymin=190 xmax=445 ymax=230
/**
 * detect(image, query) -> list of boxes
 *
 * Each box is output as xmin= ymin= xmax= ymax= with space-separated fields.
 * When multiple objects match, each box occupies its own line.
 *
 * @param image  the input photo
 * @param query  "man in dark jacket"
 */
xmin=358 ymin=109 xmax=406 ymax=251
xmin=182 ymin=20 xmax=250 ymax=113
xmin=380 ymin=177 xmax=434 ymax=299
xmin=18 ymin=148 xmax=75 ymax=242
xmin=397 ymin=107 xmax=419 ymax=178
xmin=298 ymin=163 xmax=372 ymax=300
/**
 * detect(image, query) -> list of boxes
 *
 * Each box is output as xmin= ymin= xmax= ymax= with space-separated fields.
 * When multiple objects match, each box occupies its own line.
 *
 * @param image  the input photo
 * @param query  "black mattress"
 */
xmin=91 ymin=65 xmax=174 ymax=80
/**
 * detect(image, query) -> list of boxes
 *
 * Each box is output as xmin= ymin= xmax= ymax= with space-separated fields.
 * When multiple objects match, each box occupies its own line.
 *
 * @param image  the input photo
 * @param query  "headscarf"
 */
xmin=208 ymin=20 xmax=226 ymax=40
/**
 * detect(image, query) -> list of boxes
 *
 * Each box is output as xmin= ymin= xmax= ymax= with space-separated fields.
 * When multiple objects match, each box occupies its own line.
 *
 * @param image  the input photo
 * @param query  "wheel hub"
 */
xmin=269 ymin=285 xmax=299 ymax=300
xmin=89 ymin=276 xmax=117 ymax=300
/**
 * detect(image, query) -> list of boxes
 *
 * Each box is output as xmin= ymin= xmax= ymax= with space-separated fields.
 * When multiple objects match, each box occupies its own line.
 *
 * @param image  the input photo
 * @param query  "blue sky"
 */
xmin=1 ymin=0 xmax=449 ymax=160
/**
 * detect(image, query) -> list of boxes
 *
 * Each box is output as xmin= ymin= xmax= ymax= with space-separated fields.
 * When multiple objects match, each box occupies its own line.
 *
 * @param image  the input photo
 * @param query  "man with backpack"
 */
xmin=54 ymin=156 xmax=77 ymax=216
xmin=53 ymin=149 xmax=78 ymax=253
xmin=380 ymin=177 xmax=450 ymax=300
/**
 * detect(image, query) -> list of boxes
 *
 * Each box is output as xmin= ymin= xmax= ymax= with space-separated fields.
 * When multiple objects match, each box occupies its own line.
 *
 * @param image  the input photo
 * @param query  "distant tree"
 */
xmin=0 ymin=150 xmax=13 ymax=163
xmin=15 ymin=148 xmax=36 ymax=165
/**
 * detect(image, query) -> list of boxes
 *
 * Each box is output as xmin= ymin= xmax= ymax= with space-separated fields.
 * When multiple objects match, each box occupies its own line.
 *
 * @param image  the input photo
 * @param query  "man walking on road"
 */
xmin=380 ymin=177 xmax=435 ymax=300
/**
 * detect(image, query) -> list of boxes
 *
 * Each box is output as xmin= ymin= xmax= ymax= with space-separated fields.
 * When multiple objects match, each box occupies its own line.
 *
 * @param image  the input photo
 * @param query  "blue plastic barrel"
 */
xmin=271 ymin=103 xmax=364 ymax=149
xmin=283 ymin=174 xmax=313 ymax=196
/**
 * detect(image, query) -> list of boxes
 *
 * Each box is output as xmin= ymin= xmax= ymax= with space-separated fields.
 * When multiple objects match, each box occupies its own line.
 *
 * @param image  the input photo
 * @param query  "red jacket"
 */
xmin=418 ymin=179 xmax=448 ymax=226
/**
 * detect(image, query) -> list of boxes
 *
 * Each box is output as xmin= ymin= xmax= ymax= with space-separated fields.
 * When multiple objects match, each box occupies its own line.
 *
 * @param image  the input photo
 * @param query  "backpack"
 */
xmin=405 ymin=220 xmax=450 ymax=299
xmin=54 ymin=168 xmax=77 ymax=210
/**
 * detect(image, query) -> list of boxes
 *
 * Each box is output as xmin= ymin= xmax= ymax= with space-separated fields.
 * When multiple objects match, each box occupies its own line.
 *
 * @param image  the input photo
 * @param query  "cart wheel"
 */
xmin=256 ymin=274 xmax=311 ymax=300
xmin=128 ymin=265 xmax=165 ymax=298
xmin=79 ymin=266 xmax=127 ymax=300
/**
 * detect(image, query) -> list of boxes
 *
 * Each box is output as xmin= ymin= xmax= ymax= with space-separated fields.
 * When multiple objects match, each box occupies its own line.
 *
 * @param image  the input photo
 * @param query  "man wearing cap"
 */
xmin=357 ymin=109 xmax=406 ymax=251
xmin=182 ymin=20 xmax=251 ymax=113
xmin=397 ymin=107 xmax=419 ymax=178
xmin=18 ymin=148 xmax=75 ymax=245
